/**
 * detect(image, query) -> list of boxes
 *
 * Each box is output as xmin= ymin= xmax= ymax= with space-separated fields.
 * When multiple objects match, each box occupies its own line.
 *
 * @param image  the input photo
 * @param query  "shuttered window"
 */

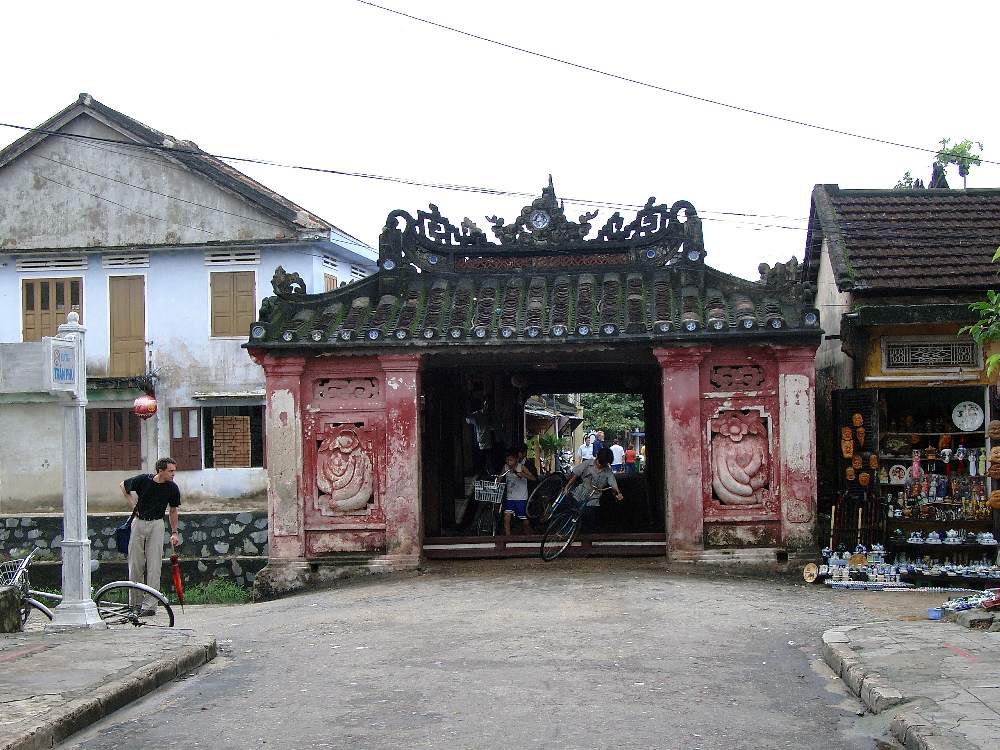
xmin=324 ymin=273 xmax=338 ymax=292
xmin=210 ymin=271 xmax=255 ymax=337
xmin=169 ymin=407 xmax=202 ymax=471
xmin=86 ymin=408 xmax=142 ymax=471
xmin=22 ymin=278 xmax=83 ymax=341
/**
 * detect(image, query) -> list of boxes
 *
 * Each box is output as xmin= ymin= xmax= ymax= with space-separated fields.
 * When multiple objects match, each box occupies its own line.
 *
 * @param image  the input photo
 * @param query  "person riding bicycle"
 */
xmin=562 ymin=447 xmax=623 ymax=509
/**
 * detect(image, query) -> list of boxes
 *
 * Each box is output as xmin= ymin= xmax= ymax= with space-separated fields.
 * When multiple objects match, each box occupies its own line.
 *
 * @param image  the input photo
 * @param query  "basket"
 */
xmin=474 ymin=478 xmax=506 ymax=505
xmin=0 ymin=557 xmax=29 ymax=588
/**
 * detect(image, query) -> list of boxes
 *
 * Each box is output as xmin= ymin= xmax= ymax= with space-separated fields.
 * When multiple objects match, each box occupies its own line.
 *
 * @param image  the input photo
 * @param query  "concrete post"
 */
xmin=48 ymin=312 xmax=105 ymax=629
xmin=654 ymin=345 xmax=711 ymax=560
xmin=776 ymin=346 xmax=819 ymax=549
xmin=375 ymin=354 xmax=423 ymax=570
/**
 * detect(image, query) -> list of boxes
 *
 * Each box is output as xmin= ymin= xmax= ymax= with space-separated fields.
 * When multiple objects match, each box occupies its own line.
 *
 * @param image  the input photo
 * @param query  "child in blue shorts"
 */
xmin=503 ymin=450 xmax=536 ymax=536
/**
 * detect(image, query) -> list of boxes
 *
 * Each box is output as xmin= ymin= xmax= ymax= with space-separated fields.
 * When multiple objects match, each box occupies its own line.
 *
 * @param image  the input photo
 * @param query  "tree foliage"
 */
xmin=580 ymin=393 xmax=644 ymax=440
xmin=893 ymin=171 xmax=916 ymax=190
xmin=960 ymin=266 xmax=1000 ymax=376
xmin=936 ymin=137 xmax=983 ymax=187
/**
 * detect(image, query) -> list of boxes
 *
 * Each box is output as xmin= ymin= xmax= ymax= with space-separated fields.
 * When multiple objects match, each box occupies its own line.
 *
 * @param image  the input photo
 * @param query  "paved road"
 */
xmin=60 ymin=559 xmax=902 ymax=750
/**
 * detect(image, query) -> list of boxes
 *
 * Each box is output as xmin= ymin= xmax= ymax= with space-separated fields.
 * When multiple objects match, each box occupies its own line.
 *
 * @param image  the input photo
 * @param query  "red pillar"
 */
xmin=376 ymin=354 xmax=423 ymax=570
xmin=654 ymin=345 xmax=711 ymax=559
xmin=776 ymin=345 xmax=819 ymax=548
xmin=248 ymin=352 xmax=310 ymax=598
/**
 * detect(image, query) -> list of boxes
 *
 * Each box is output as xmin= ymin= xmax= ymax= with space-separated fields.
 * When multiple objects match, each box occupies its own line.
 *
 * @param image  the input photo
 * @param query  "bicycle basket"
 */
xmin=0 ymin=557 xmax=29 ymax=588
xmin=474 ymin=479 xmax=506 ymax=505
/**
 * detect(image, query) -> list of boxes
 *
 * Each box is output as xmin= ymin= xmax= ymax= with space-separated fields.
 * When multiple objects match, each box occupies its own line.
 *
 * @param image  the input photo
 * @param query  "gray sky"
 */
xmin=4 ymin=0 xmax=999 ymax=279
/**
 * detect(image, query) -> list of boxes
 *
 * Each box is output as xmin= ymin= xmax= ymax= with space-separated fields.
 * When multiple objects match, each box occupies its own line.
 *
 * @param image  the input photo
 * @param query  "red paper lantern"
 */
xmin=133 ymin=394 xmax=157 ymax=420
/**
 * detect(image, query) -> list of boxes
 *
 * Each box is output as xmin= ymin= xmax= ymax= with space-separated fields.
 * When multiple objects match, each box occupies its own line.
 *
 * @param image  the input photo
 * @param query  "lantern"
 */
xmin=133 ymin=393 xmax=157 ymax=420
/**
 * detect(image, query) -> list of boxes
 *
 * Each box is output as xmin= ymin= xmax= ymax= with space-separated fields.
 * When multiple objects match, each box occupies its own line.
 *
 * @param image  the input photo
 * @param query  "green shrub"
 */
xmin=168 ymin=578 xmax=250 ymax=605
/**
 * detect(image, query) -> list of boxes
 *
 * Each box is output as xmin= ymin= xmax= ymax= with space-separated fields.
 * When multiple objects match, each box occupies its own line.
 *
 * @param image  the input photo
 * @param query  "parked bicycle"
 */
xmin=1 ymin=548 xmax=175 ymax=628
xmin=471 ymin=469 xmax=511 ymax=536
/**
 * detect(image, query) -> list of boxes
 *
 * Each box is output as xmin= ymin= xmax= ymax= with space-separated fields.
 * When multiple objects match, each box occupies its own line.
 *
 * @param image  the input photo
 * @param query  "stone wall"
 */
xmin=1 ymin=511 xmax=268 ymax=591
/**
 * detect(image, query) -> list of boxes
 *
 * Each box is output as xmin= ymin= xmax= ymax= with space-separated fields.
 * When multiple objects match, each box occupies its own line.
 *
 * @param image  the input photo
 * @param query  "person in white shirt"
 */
xmin=503 ymin=450 xmax=536 ymax=535
xmin=610 ymin=439 xmax=626 ymax=473
xmin=576 ymin=433 xmax=595 ymax=464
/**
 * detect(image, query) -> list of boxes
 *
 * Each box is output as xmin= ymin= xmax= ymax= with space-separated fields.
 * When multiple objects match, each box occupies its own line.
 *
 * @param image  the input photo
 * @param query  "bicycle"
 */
xmin=525 ymin=471 xmax=566 ymax=522
xmin=471 ymin=469 xmax=511 ymax=536
xmin=539 ymin=484 xmax=608 ymax=561
xmin=1 ymin=548 xmax=175 ymax=628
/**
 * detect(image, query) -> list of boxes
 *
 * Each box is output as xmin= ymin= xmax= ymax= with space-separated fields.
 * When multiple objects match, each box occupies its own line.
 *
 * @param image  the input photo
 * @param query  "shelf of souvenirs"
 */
xmin=887 ymin=518 xmax=994 ymax=527
xmin=882 ymin=432 xmax=986 ymax=437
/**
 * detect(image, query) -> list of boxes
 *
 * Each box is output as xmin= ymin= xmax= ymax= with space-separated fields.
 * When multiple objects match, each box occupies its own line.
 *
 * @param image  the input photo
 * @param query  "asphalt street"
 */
xmin=59 ymin=559 xmax=904 ymax=750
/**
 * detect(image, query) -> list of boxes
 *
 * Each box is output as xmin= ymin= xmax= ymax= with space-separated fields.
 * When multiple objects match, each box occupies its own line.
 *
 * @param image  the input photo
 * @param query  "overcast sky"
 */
xmin=3 ymin=0 xmax=999 ymax=279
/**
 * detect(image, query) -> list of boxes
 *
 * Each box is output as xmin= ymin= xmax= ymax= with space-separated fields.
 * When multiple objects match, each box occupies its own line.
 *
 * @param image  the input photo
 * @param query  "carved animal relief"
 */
xmin=316 ymin=427 xmax=374 ymax=514
xmin=710 ymin=411 xmax=770 ymax=506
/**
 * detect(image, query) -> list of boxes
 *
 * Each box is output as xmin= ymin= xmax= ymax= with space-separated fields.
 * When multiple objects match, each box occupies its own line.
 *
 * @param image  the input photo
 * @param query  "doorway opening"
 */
xmin=420 ymin=350 xmax=665 ymax=557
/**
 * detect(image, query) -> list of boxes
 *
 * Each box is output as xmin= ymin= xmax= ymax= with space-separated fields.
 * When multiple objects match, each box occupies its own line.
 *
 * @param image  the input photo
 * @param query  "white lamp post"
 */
xmin=47 ymin=311 xmax=105 ymax=629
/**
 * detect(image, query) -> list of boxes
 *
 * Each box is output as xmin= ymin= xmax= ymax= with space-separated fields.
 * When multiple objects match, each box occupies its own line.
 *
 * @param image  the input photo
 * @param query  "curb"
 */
xmin=0 ymin=634 xmax=217 ymax=750
xmin=821 ymin=628 xmax=965 ymax=750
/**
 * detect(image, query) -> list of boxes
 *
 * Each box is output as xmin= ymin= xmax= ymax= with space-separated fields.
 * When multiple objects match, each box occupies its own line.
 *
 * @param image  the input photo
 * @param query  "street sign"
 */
xmin=46 ymin=337 xmax=77 ymax=392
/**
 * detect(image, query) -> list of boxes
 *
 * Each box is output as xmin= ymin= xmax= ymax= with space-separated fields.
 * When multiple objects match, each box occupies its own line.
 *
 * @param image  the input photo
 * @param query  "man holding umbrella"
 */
xmin=120 ymin=457 xmax=181 ymax=615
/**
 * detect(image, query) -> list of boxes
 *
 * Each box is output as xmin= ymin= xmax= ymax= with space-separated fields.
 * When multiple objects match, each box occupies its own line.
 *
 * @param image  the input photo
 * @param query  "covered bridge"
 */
xmin=245 ymin=181 xmax=821 ymax=595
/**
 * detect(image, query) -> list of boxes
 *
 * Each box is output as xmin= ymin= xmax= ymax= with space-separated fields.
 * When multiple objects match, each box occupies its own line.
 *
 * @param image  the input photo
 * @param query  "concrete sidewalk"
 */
xmin=822 ymin=621 xmax=1000 ymax=750
xmin=0 ymin=628 xmax=216 ymax=750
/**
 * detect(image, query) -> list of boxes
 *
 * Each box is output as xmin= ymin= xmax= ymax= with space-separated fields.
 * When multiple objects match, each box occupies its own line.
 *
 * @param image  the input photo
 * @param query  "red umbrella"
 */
xmin=170 ymin=540 xmax=185 ymax=612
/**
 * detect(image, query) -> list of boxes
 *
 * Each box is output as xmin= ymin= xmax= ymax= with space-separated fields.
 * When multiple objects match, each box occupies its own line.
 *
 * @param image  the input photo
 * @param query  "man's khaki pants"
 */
xmin=128 ymin=518 xmax=165 ymax=609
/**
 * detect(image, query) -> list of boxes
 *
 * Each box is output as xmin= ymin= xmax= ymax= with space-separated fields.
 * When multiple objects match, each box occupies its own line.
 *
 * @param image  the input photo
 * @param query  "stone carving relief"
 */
xmin=316 ymin=427 xmax=374 ymax=514
xmin=313 ymin=378 xmax=379 ymax=403
xmin=710 ymin=411 xmax=770 ymax=506
xmin=710 ymin=365 xmax=766 ymax=391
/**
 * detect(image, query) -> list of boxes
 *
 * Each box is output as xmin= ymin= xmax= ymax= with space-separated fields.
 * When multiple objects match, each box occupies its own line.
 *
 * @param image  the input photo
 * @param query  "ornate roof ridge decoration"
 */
xmin=380 ymin=177 xmax=703 ymax=257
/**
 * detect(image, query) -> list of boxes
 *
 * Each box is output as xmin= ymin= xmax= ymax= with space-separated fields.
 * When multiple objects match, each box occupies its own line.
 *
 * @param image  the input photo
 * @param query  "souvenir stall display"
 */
xmin=819 ymin=386 xmax=1000 ymax=589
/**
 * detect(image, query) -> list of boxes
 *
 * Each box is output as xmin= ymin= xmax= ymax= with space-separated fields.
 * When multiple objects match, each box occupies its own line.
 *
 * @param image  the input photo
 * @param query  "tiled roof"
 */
xmin=248 ymin=183 xmax=821 ymax=350
xmin=805 ymin=184 xmax=1000 ymax=293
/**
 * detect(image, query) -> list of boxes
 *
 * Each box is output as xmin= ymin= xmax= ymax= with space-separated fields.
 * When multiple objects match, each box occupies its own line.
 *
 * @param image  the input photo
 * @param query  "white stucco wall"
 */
xmin=0 ymin=113 xmax=297 ymax=250
xmin=814 ymin=239 xmax=854 ymax=388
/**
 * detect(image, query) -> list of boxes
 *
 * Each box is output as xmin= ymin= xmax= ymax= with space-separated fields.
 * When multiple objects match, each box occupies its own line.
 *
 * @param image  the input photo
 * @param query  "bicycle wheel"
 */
xmin=21 ymin=597 xmax=54 ymax=626
xmin=540 ymin=510 xmax=581 ymax=561
xmin=94 ymin=582 xmax=174 ymax=628
xmin=526 ymin=473 xmax=564 ymax=521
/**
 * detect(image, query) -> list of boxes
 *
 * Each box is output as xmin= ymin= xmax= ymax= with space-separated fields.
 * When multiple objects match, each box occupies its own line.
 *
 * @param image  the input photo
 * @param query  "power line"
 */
xmin=354 ymin=1 xmax=999 ymax=168
xmin=8 ymin=123 xmax=999 ymax=246
xmin=0 ymin=120 xmax=809 ymax=230
xmin=29 ymin=169 xmax=215 ymax=236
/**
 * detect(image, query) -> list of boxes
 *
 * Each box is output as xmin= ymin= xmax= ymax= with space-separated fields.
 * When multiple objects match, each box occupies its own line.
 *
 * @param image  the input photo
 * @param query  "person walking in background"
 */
xmin=576 ymin=433 xmax=595 ymax=464
xmin=592 ymin=430 xmax=605 ymax=455
xmin=610 ymin=438 xmax=626 ymax=473
xmin=120 ymin=458 xmax=181 ymax=615
xmin=624 ymin=444 xmax=638 ymax=475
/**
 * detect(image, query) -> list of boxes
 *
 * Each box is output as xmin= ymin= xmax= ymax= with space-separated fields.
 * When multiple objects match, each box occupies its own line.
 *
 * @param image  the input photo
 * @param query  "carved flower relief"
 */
xmin=710 ymin=411 xmax=770 ymax=506
xmin=316 ymin=427 xmax=374 ymax=514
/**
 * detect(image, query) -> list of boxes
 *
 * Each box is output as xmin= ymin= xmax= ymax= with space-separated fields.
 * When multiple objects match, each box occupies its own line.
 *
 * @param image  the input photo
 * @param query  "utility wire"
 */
xmin=8 ymin=125 xmax=999 ymax=245
xmin=354 ymin=1 xmax=999 ymax=168
xmin=0 ymin=120 xmax=809 ymax=229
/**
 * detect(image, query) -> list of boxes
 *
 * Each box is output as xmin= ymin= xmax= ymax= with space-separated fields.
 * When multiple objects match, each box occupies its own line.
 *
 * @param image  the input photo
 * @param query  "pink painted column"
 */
xmin=248 ymin=352 xmax=310 ymax=598
xmin=377 ymin=354 xmax=423 ymax=570
xmin=776 ymin=345 xmax=819 ymax=549
xmin=654 ymin=346 xmax=711 ymax=559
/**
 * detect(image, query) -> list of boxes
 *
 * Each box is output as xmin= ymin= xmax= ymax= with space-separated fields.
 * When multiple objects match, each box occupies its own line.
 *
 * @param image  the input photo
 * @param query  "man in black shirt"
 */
xmin=120 ymin=457 xmax=181 ymax=614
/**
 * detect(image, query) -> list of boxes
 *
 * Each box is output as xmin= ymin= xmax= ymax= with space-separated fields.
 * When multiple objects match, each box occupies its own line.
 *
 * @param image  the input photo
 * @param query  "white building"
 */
xmin=0 ymin=94 xmax=376 ymax=513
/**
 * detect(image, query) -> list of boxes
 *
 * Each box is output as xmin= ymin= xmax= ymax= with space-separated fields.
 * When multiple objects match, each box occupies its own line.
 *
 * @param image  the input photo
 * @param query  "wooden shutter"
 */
xmin=22 ymin=278 xmax=83 ymax=341
xmin=211 ymin=271 xmax=255 ymax=336
xmin=86 ymin=408 xmax=141 ymax=471
xmin=109 ymin=276 xmax=145 ymax=376
xmin=324 ymin=274 xmax=338 ymax=292
xmin=170 ymin=407 xmax=202 ymax=470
